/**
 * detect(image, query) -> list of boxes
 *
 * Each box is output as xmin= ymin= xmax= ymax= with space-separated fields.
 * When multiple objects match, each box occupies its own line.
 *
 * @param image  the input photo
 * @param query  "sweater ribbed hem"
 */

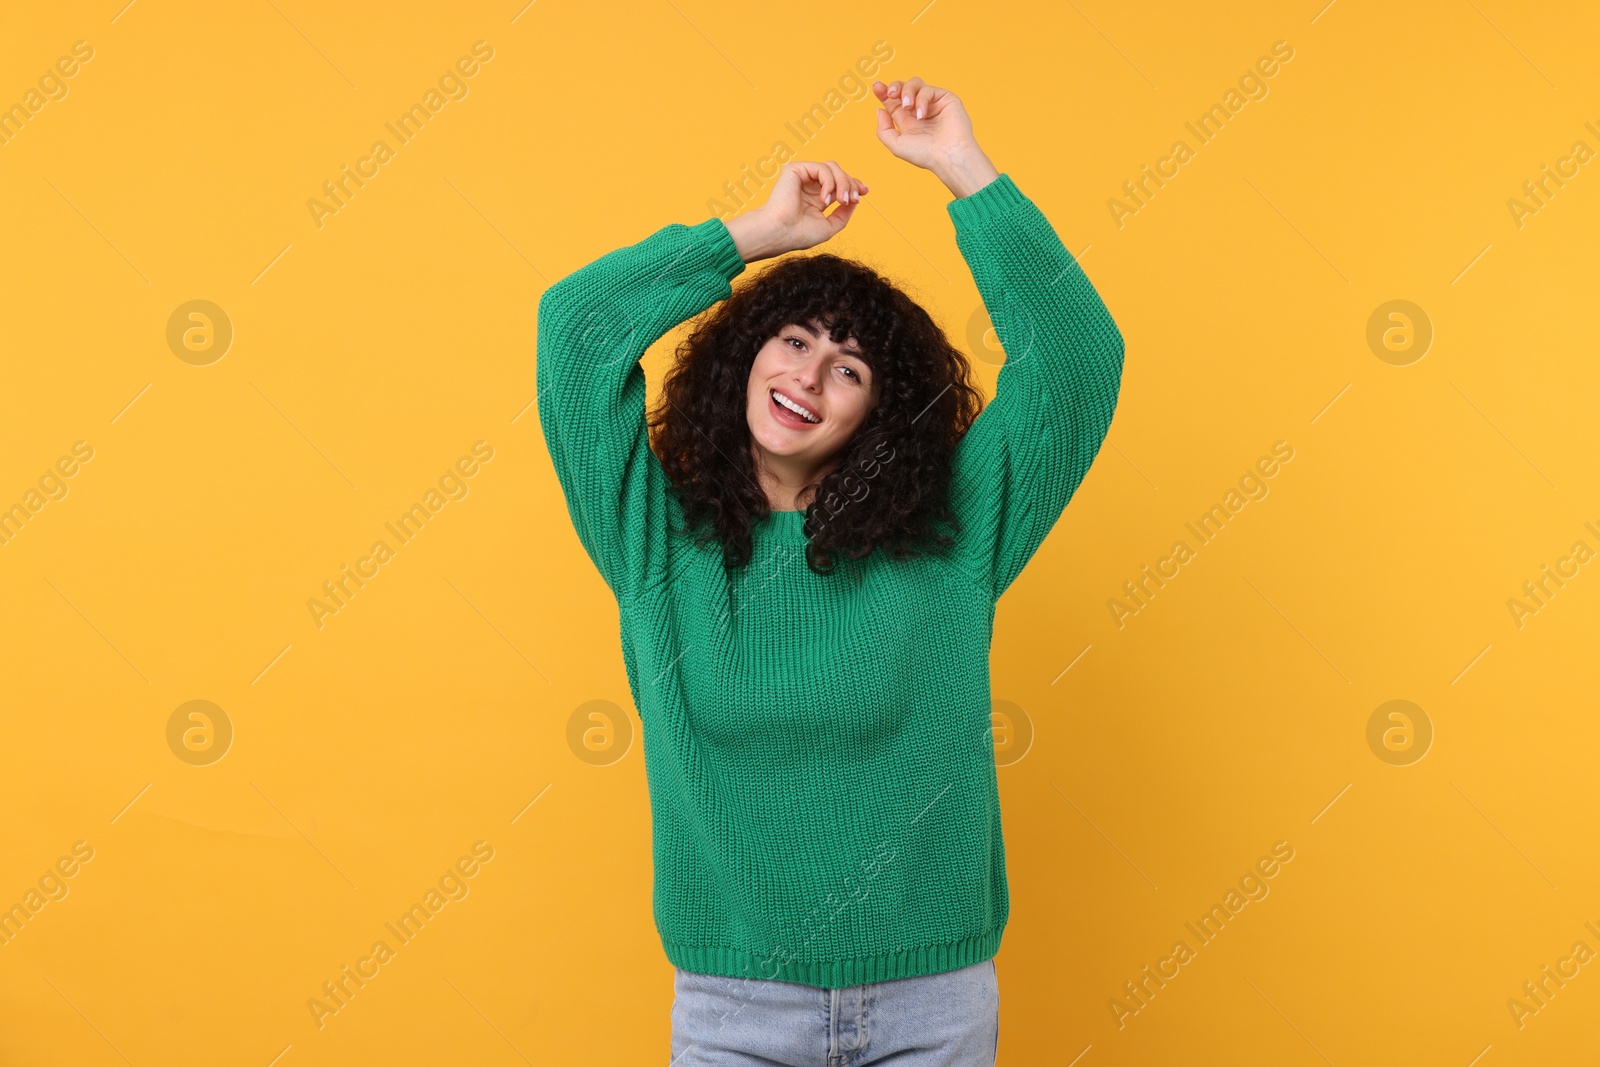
xmin=693 ymin=216 xmax=749 ymax=281
xmin=946 ymin=172 xmax=1026 ymax=229
xmin=662 ymin=925 xmax=1004 ymax=989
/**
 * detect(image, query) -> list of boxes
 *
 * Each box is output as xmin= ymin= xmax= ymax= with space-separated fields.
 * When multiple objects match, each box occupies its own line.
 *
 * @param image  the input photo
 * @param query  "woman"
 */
xmin=537 ymin=76 xmax=1124 ymax=1066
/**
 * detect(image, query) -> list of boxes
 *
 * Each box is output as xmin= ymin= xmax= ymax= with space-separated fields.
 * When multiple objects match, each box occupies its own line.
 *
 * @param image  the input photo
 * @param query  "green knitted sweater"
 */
xmin=536 ymin=173 xmax=1124 ymax=988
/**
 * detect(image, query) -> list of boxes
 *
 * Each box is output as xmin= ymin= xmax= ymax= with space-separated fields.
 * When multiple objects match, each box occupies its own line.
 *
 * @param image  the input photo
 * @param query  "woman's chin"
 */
xmin=751 ymin=434 xmax=813 ymax=461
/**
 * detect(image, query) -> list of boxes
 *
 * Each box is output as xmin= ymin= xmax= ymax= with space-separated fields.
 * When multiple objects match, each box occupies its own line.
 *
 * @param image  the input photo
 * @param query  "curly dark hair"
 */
xmin=647 ymin=249 xmax=986 ymax=578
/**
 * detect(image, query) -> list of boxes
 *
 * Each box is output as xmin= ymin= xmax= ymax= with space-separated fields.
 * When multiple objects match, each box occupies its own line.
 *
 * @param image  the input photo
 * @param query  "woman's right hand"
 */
xmin=724 ymin=161 xmax=868 ymax=263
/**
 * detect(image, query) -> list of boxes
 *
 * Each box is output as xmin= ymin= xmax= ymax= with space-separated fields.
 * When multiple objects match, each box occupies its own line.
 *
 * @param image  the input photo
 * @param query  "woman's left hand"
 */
xmin=872 ymin=77 xmax=999 ymax=198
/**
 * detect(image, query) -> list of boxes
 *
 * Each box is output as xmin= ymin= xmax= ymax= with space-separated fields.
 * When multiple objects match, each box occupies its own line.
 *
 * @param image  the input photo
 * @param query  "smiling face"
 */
xmin=745 ymin=319 xmax=879 ymax=496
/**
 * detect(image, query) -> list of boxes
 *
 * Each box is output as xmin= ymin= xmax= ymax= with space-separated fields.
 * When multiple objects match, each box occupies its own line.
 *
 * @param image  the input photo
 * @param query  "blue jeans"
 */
xmin=669 ymin=958 xmax=999 ymax=1066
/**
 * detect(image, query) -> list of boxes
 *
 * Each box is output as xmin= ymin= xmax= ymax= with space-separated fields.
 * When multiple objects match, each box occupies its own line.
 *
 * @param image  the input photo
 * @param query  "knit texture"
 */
xmin=536 ymin=173 xmax=1124 ymax=988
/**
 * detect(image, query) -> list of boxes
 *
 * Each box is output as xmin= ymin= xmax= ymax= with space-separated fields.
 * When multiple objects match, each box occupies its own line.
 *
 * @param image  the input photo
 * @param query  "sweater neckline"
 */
xmin=761 ymin=508 xmax=810 ymax=541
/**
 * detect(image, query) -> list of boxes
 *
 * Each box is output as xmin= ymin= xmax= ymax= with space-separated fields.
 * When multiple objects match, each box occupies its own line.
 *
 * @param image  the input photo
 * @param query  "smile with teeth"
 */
xmin=771 ymin=388 xmax=822 ymax=425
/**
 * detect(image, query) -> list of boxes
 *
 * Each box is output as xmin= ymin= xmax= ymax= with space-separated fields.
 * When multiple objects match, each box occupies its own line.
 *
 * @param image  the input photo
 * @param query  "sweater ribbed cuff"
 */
xmin=946 ymin=172 xmax=1025 ymax=229
xmin=693 ymin=216 xmax=749 ymax=281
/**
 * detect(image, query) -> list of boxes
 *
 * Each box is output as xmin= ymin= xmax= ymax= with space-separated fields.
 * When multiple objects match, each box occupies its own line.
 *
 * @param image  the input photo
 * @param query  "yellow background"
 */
xmin=3 ymin=1 xmax=1598 ymax=1063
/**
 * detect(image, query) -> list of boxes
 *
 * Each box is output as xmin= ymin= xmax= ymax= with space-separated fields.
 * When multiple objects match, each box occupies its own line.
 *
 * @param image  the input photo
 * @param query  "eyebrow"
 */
xmin=795 ymin=321 xmax=866 ymax=359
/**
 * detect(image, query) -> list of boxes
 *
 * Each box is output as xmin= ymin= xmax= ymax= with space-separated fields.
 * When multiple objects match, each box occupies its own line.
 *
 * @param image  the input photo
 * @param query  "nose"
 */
xmin=794 ymin=353 xmax=826 ymax=391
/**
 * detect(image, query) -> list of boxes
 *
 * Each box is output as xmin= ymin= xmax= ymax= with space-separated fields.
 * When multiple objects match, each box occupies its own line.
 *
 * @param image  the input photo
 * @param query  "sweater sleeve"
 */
xmin=942 ymin=173 xmax=1125 ymax=600
xmin=536 ymin=215 xmax=747 ymax=600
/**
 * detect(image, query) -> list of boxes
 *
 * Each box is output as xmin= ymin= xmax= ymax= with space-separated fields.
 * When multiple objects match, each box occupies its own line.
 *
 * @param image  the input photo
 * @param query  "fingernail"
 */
xmin=916 ymin=106 xmax=924 ymax=119
xmin=824 ymin=193 xmax=832 ymax=205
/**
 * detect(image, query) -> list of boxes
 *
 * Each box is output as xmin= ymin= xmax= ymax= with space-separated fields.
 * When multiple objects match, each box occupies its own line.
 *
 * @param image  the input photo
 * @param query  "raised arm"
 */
xmin=941 ymin=172 xmax=1125 ymax=599
xmin=873 ymin=77 xmax=1125 ymax=599
xmin=536 ymin=218 xmax=747 ymax=600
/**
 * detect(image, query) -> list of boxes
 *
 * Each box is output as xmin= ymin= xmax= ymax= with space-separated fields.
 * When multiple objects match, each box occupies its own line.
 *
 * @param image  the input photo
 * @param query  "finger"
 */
xmin=819 ymin=161 xmax=841 ymax=206
xmin=840 ymin=168 xmax=865 ymax=204
xmin=874 ymin=105 xmax=898 ymax=144
xmin=783 ymin=159 xmax=813 ymax=187
xmin=797 ymin=161 xmax=831 ymax=205
xmin=824 ymin=161 xmax=852 ymax=205
xmin=913 ymin=84 xmax=938 ymax=120
xmin=805 ymin=162 xmax=837 ymax=209
xmin=885 ymin=80 xmax=904 ymax=108
xmin=826 ymin=195 xmax=858 ymax=232
xmin=871 ymin=79 xmax=891 ymax=102
xmin=787 ymin=160 xmax=814 ymax=199
xmin=772 ymin=160 xmax=801 ymax=201
xmin=900 ymin=76 xmax=924 ymax=111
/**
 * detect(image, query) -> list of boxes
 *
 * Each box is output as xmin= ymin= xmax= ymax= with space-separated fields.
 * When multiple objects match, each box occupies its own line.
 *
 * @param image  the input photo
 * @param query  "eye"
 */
xmin=839 ymin=366 xmax=860 ymax=381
